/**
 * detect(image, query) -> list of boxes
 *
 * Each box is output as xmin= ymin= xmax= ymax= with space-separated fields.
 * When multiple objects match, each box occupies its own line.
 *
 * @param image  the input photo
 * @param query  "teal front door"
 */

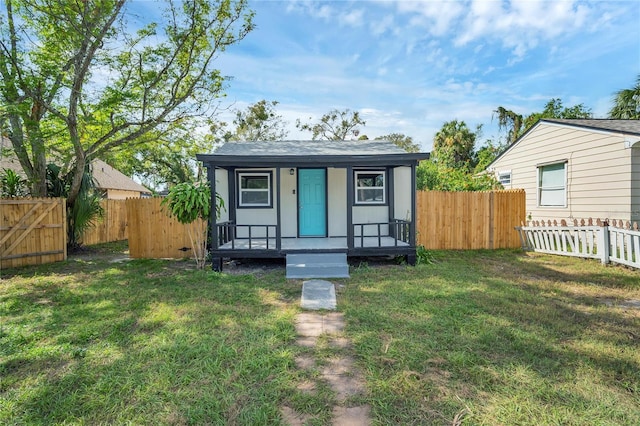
xmin=298 ymin=169 xmax=327 ymax=237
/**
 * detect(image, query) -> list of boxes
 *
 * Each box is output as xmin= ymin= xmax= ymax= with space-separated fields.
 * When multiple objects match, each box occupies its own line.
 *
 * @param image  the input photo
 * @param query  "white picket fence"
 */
xmin=516 ymin=219 xmax=640 ymax=270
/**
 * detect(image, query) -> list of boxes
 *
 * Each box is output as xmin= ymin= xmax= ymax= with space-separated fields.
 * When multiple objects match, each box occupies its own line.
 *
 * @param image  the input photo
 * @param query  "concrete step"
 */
xmin=286 ymin=253 xmax=349 ymax=279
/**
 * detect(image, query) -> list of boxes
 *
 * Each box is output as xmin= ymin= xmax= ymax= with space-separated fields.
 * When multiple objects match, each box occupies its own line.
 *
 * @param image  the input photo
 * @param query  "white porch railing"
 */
xmin=516 ymin=219 xmax=640 ymax=270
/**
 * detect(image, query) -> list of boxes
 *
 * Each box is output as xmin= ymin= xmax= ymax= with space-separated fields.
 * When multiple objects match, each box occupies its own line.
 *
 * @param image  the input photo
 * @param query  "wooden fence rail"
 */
xmin=416 ymin=189 xmax=526 ymax=249
xmin=1 ymin=197 xmax=67 ymax=269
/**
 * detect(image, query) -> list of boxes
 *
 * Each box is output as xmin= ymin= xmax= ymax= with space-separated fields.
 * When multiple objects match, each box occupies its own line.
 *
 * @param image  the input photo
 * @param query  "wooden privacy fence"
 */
xmin=516 ymin=218 xmax=640 ymax=270
xmin=126 ymin=197 xmax=203 ymax=259
xmin=81 ymin=199 xmax=128 ymax=246
xmin=1 ymin=198 xmax=67 ymax=269
xmin=417 ymin=189 xmax=526 ymax=249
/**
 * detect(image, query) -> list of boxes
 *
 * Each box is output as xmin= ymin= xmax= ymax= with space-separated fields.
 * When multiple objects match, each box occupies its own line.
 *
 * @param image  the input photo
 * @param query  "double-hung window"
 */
xmin=238 ymin=172 xmax=272 ymax=207
xmin=355 ymin=171 xmax=385 ymax=204
xmin=537 ymin=162 xmax=566 ymax=207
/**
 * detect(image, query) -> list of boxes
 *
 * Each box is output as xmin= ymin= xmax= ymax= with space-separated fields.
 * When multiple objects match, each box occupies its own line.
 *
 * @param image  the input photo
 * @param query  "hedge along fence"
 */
xmin=126 ymin=197 xmax=204 ymax=259
xmin=80 ymin=199 xmax=129 ymax=246
xmin=416 ymin=189 xmax=526 ymax=250
xmin=0 ymin=197 xmax=67 ymax=269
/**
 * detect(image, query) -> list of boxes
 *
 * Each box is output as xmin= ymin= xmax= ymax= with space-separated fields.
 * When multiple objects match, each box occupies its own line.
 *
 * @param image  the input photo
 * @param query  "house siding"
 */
xmin=490 ymin=122 xmax=633 ymax=222
xmin=213 ymin=163 xmax=418 ymax=240
xmin=215 ymin=169 xmax=229 ymax=222
xmin=105 ymin=189 xmax=144 ymax=200
xmin=328 ymin=168 xmax=347 ymax=237
xmin=393 ymin=166 xmax=412 ymax=221
xmin=632 ymin=145 xmax=640 ymax=221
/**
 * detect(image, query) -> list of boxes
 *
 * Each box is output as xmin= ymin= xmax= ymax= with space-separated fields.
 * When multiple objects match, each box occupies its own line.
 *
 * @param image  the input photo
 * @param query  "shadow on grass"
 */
xmin=1 ymin=259 xmax=301 ymax=424
xmin=342 ymin=250 xmax=640 ymax=424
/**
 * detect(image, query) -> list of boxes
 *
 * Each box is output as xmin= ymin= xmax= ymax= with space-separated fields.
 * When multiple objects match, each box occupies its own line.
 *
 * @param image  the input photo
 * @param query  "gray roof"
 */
xmin=542 ymin=119 xmax=640 ymax=136
xmin=198 ymin=140 xmax=429 ymax=168
xmin=214 ymin=140 xmax=408 ymax=156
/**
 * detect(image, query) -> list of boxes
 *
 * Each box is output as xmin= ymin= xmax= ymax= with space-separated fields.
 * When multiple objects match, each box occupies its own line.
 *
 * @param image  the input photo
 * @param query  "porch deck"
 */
xmin=218 ymin=236 xmax=409 ymax=251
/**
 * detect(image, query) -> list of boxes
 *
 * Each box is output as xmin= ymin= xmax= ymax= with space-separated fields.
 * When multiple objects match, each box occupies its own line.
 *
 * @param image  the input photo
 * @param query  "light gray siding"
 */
xmin=327 ymin=168 xmax=347 ymax=236
xmin=215 ymin=169 xmax=229 ymax=222
xmin=393 ymin=166 xmax=412 ymax=221
xmin=490 ymin=122 xmax=634 ymax=222
xmin=217 ymin=164 xmax=415 ymax=238
xmin=632 ymin=145 xmax=640 ymax=222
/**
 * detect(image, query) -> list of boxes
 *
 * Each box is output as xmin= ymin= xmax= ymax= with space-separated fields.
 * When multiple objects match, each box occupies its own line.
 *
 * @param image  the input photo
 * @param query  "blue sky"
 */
xmin=145 ymin=0 xmax=640 ymax=151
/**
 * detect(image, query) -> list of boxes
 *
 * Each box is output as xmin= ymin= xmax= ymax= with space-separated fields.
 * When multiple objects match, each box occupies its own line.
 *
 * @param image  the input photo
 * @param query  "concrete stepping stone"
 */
xmin=301 ymin=279 xmax=336 ymax=310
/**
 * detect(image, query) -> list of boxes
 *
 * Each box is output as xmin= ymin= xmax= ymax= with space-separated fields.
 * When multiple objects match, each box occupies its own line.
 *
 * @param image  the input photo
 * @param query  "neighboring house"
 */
xmin=92 ymin=159 xmax=151 ymax=199
xmin=486 ymin=119 xmax=640 ymax=223
xmin=0 ymin=147 xmax=150 ymax=199
xmin=196 ymin=140 xmax=429 ymax=270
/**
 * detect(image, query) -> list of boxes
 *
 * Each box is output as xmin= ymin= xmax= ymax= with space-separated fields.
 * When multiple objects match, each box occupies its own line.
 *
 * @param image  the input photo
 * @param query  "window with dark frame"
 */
xmin=355 ymin=171 xmax=385 ymax=204
xmin=238 ymin=172 xmax=271 ymax=207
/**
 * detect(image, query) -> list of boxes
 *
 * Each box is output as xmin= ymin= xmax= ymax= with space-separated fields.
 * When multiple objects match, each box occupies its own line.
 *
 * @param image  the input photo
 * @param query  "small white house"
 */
xmin=486 ymin=119 xmax=640 ymax=223
xmin=197 ymin=140 xmax=429 ymax=270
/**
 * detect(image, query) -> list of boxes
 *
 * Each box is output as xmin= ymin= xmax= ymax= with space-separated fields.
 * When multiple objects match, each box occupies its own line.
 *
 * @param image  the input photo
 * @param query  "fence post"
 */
xmin=598 ymin=224 xmax=610 ymax=264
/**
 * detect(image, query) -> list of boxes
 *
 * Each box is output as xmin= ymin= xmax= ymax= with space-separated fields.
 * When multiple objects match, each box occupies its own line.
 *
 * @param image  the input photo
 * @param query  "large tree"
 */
xmin=104 ymin=121 xmax=218 ymax=191
xmin=296 ymin=108 xmax=365 ymax=140
xmin=494 ymin=98 xmax=592 ymax=144
xmin=431 ymin=120 xmax=481 ymax=170
xmin=0 ymin=0 xmax=254 ymax=204
xmin=375 ymin=133 xmax=421 ymax=153
xmin=609 ymin=75 xmax=640 ymax=119
xmin=493 ymin=107 xmax=523 ymax=145
xmin=522 ymin=98 xmax=592 ymax=130
xmin=230 ymin=100 xmax=289 ymax=141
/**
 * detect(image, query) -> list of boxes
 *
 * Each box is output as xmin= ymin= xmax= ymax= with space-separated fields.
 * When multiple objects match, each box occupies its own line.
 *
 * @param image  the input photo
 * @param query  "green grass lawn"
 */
xmin=1 ymin=245 xmax=639 ymax=425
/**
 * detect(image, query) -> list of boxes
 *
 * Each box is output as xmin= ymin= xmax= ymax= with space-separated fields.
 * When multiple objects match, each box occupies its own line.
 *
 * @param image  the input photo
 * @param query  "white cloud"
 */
xmin=398 ymin=0 xmax=465 ymax=36
xmin=370 ymin=14 xmax=395 ymax=37
xmin=454 ymin=0 xmax=594 ymax=59
xmin=339 ymin=9 xmax=364 ymax=27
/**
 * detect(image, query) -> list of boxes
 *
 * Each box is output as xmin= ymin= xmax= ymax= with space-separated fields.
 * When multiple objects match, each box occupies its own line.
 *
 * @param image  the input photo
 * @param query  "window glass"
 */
xmin=238 ymin=172 xmax=271 ymax=207
xmin=355 ymin=171 xmax=385 ymax=204
xmin=498 ymin=171 xmax=511 ymax=186
xmin=241 ymin=175 xmax=268 ymax=190
xmin=538 ymin=163 xmax=566 ymax=207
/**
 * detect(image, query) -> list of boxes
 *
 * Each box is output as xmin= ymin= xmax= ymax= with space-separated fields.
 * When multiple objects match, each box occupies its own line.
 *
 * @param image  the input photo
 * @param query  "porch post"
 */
xmin=227 ymin=168 xmax=236 ymax=224
xmin=346 ymin=165 xmax=354 ymax=250
xmin=276 ymin=167 xmax=282 ymax=251
xmin=209 ymin=164 xmax=222 ymax=271
xmin=410 ymin=162 xmax=417 ymax=243
xmin=388 ymin=166 xmax=395 ymax=238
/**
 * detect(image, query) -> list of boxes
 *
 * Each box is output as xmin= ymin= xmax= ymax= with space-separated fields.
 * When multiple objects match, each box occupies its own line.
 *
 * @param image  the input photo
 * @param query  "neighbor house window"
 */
xmin=355 ymin=171 xmax=385 ymax=204
xmin=238 ymin=172 xmax=272 ymax=207
xmin=498 ymin=171 xmax=512 ymax=187
xmin=537 ymin=162 xmax=566 ymax=207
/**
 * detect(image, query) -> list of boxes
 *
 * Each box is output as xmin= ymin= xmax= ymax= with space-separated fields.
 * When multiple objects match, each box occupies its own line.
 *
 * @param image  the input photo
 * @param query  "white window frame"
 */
xmin=498 ymin=170 xmax=512 ymax=187
xmin=537 ymin=161 xmax=567 ymax=208
xmin=354 ymin=170 xmax=386 ymax=205
xmin=238 ymin=171 xmax=272 ymax=208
